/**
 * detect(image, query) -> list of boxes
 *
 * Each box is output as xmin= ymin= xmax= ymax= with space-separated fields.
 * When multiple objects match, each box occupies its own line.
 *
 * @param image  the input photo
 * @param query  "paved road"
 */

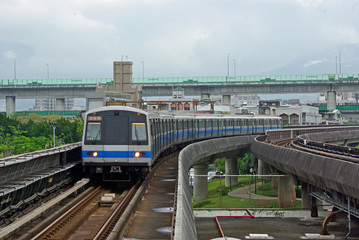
xmin=228 ymin=182 xmax=277 ymax=200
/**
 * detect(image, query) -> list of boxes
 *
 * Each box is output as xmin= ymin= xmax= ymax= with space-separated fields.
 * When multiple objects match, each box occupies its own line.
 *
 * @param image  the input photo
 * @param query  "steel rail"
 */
xmin=290 ymin=141 xmax=359 ymax=164
xmin=93 ymin=181 xmax=140 ymax=240
xmin=31 ymin=186 xmax=102 ymax=240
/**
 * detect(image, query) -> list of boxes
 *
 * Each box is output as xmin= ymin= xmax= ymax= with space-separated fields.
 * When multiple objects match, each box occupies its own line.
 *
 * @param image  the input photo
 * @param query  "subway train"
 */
xmin=81 ymin=106 xmax=282 ymax=182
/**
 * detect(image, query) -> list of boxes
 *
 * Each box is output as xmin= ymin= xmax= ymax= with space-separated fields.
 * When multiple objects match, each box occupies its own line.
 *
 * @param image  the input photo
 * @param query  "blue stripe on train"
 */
xmin=82 ymin=151 xmax=152 ymax=158
xmin=154 ymin=126 xmax=281 ymax=148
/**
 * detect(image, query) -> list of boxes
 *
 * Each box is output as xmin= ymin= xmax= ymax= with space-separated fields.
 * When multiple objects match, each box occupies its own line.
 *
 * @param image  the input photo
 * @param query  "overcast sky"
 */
xmin=1 ymin=0 xmax=359 ymax=80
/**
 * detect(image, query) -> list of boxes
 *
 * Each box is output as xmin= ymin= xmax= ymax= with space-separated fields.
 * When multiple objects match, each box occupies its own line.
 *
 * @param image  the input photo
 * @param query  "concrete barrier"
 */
xmin=299 ymin=129 xmax=359 ymax=142
xmin=174 ymin=135 xmax=255 ymax=240
xmin=251 ymin=136 xmax=359 ymax=200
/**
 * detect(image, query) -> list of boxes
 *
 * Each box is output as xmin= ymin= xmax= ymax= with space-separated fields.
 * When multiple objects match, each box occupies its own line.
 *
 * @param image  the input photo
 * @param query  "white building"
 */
xmin=31 ymin=98 xmax=74 ymax=111
xmin=232 ymin=95 xmax=260 ymax=107
xmin=276 ymin=105 xmax=322 ymax=125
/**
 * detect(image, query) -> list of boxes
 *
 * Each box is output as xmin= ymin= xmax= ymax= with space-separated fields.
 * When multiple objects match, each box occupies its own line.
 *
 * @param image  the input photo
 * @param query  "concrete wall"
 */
xmin=0 ymin=143 xmax=81 ymax=185
xmin=174 ymin=135 xmax=254 ymax=240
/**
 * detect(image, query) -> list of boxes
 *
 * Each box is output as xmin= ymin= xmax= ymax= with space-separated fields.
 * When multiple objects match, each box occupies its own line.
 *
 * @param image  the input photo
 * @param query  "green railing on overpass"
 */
xmin=8 ymin=110 xmax=83 ymax=117
xmin=132 ymin=74 xmax=359 ymax=84
xmin=319 ymin=105 xmax=359 ymax=111
xmin=0 ymin=78 xmax=113 ymax=86
xmin=0 ymin=74 xmax=359 ymax=86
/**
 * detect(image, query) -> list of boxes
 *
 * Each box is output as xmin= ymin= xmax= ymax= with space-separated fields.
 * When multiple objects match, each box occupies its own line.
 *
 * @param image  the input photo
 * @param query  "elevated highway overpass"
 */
xmin=1 ymin=68 xmax=359 ymax=115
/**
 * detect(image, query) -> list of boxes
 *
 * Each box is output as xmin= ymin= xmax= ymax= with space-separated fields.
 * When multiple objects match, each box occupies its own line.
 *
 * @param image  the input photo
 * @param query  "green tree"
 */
xmin=215 ymin=157 xmax=225 ymax=173
xmin=0 ymin=113 xmax=84 ymax=158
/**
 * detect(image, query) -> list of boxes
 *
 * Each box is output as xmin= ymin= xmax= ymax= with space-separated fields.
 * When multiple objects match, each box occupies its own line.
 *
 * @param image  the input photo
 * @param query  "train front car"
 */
xmin=82 ymin=106 xmax=152 ymax=182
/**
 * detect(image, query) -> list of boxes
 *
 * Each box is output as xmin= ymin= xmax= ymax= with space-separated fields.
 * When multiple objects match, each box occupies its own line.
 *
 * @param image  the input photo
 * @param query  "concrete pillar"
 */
xmin=200 ymin=93 xmax=210 ymax=100
xmin=225 ymin=158 xmax=238 ymax=187
xmin=327 ymin=91 xmax=336 ymax=111
xmin=272 ymin=173 xmax=278 ymax=190
xmin=193 ymin=163 xmax=208 ymax=201
xmin=55 ymin=98 xmax=65 ymax=111
xmin=258 ymin=159 xmax=270 ymax=175
xmin=311 ymin=196 xmax=318 ymax=217
xmin=6 ymin=96 xmax=15 ymax=117
xmin=85 ymin=92 xmax=106 ymax=111
xmin=278 ymin=175 xmax=296 ymax=208
xmin=222 ymin=95 xmax=231 ymax=105
xmin=301 ymin=182 xmax=310 ymax=209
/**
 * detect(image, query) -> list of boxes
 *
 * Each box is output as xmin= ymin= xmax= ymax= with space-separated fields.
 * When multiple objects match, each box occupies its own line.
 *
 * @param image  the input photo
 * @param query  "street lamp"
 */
xmin=227 ymin=53 xmax=230 ymax=77
xmin=49 ymin=121 xmax=57 ymax=147
xmin=233 ymin=58 xmax=236 ymax=77
xmin=46 ymin=63 xmax=49 ymax=79
xmin=14 ymin=57 xmax=17 ymax=80
xmin=142 ymin=61 xmax=144 ymax=79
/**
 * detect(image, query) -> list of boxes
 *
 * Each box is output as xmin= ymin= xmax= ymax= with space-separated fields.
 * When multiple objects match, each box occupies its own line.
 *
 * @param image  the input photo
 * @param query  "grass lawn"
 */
xmin=250 ymin=181 xmax=278 ymax=197
xmin=193 ymin=177 xmax=301 ymax=209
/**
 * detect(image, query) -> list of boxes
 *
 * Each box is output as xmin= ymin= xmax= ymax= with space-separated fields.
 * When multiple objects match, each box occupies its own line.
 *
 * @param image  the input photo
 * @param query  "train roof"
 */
xmin=85 ymin=106 xmax=149 ymax=116
xmin=85 ymin=107 xmax=281 ymax=120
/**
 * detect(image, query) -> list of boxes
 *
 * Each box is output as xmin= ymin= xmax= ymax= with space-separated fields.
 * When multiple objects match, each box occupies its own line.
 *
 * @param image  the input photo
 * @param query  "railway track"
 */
xmin=270 ymin=135 xmax=359 ymax=164
xmin=30 ymin=182 xmax=139 ymax=240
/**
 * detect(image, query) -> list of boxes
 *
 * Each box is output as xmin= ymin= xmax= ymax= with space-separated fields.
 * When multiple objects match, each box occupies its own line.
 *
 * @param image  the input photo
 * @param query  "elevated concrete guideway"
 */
xmin=252 ymin=129 xmax=359 ymax=218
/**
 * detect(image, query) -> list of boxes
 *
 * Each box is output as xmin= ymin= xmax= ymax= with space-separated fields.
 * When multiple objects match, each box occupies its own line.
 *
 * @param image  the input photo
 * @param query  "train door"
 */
xmin=158 ymin=119 xmax=163 ymax=149
xmin=252 ymin=119 xmax=255 ymax=134
xmin=197 ymin=119 xmax=200 ymax=138
xmin=204 ymin=119 xmax=207 ymax=137
xmin=233 ymin=119 xmax=236 ymax=135
xmin=239 ymin=119 xmax=242 ymax=134
xmin=224 ymin=119 xmax=228 ymax=136
xmin=210 ymin=119 xmax=213 ymax=137
xmin=170 ymin=119 xmax=174 ymax=143
xmin=103 ymin=115 xmax=128 ymax=158
xmin=150 ymin=120 xmax=155 ymax=156
xmin=164 ymin=120 xmax=168 ymax=146
xmin=246 ymin=119 xmax=250 ymax=134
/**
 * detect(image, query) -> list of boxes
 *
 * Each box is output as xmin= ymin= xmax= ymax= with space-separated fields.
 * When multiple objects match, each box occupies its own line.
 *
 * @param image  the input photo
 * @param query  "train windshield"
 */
xmin=132 ymin=123 xmax=147 ymax=143
xmin=84 ymin=110 xmax=148 ymax=145
xmin=86 ymin=122 xmax=101 ymax=141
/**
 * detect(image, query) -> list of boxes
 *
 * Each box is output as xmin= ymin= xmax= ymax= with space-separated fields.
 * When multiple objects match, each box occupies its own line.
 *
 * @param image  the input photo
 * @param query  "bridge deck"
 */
xmin=1 ymin=74 xmax=359 ymax=86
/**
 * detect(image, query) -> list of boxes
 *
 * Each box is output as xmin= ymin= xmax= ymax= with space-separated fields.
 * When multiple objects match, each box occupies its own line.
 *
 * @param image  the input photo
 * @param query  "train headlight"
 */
xmin=87 ymin=152 xmax=99 ymax=157
xmin=134 ymin=152 xmax=145 ymax=158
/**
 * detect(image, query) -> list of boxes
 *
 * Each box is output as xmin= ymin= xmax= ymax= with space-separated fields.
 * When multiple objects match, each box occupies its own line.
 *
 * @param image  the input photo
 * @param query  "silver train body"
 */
xmin=82 ymin=106 xmax=282 ymax=182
